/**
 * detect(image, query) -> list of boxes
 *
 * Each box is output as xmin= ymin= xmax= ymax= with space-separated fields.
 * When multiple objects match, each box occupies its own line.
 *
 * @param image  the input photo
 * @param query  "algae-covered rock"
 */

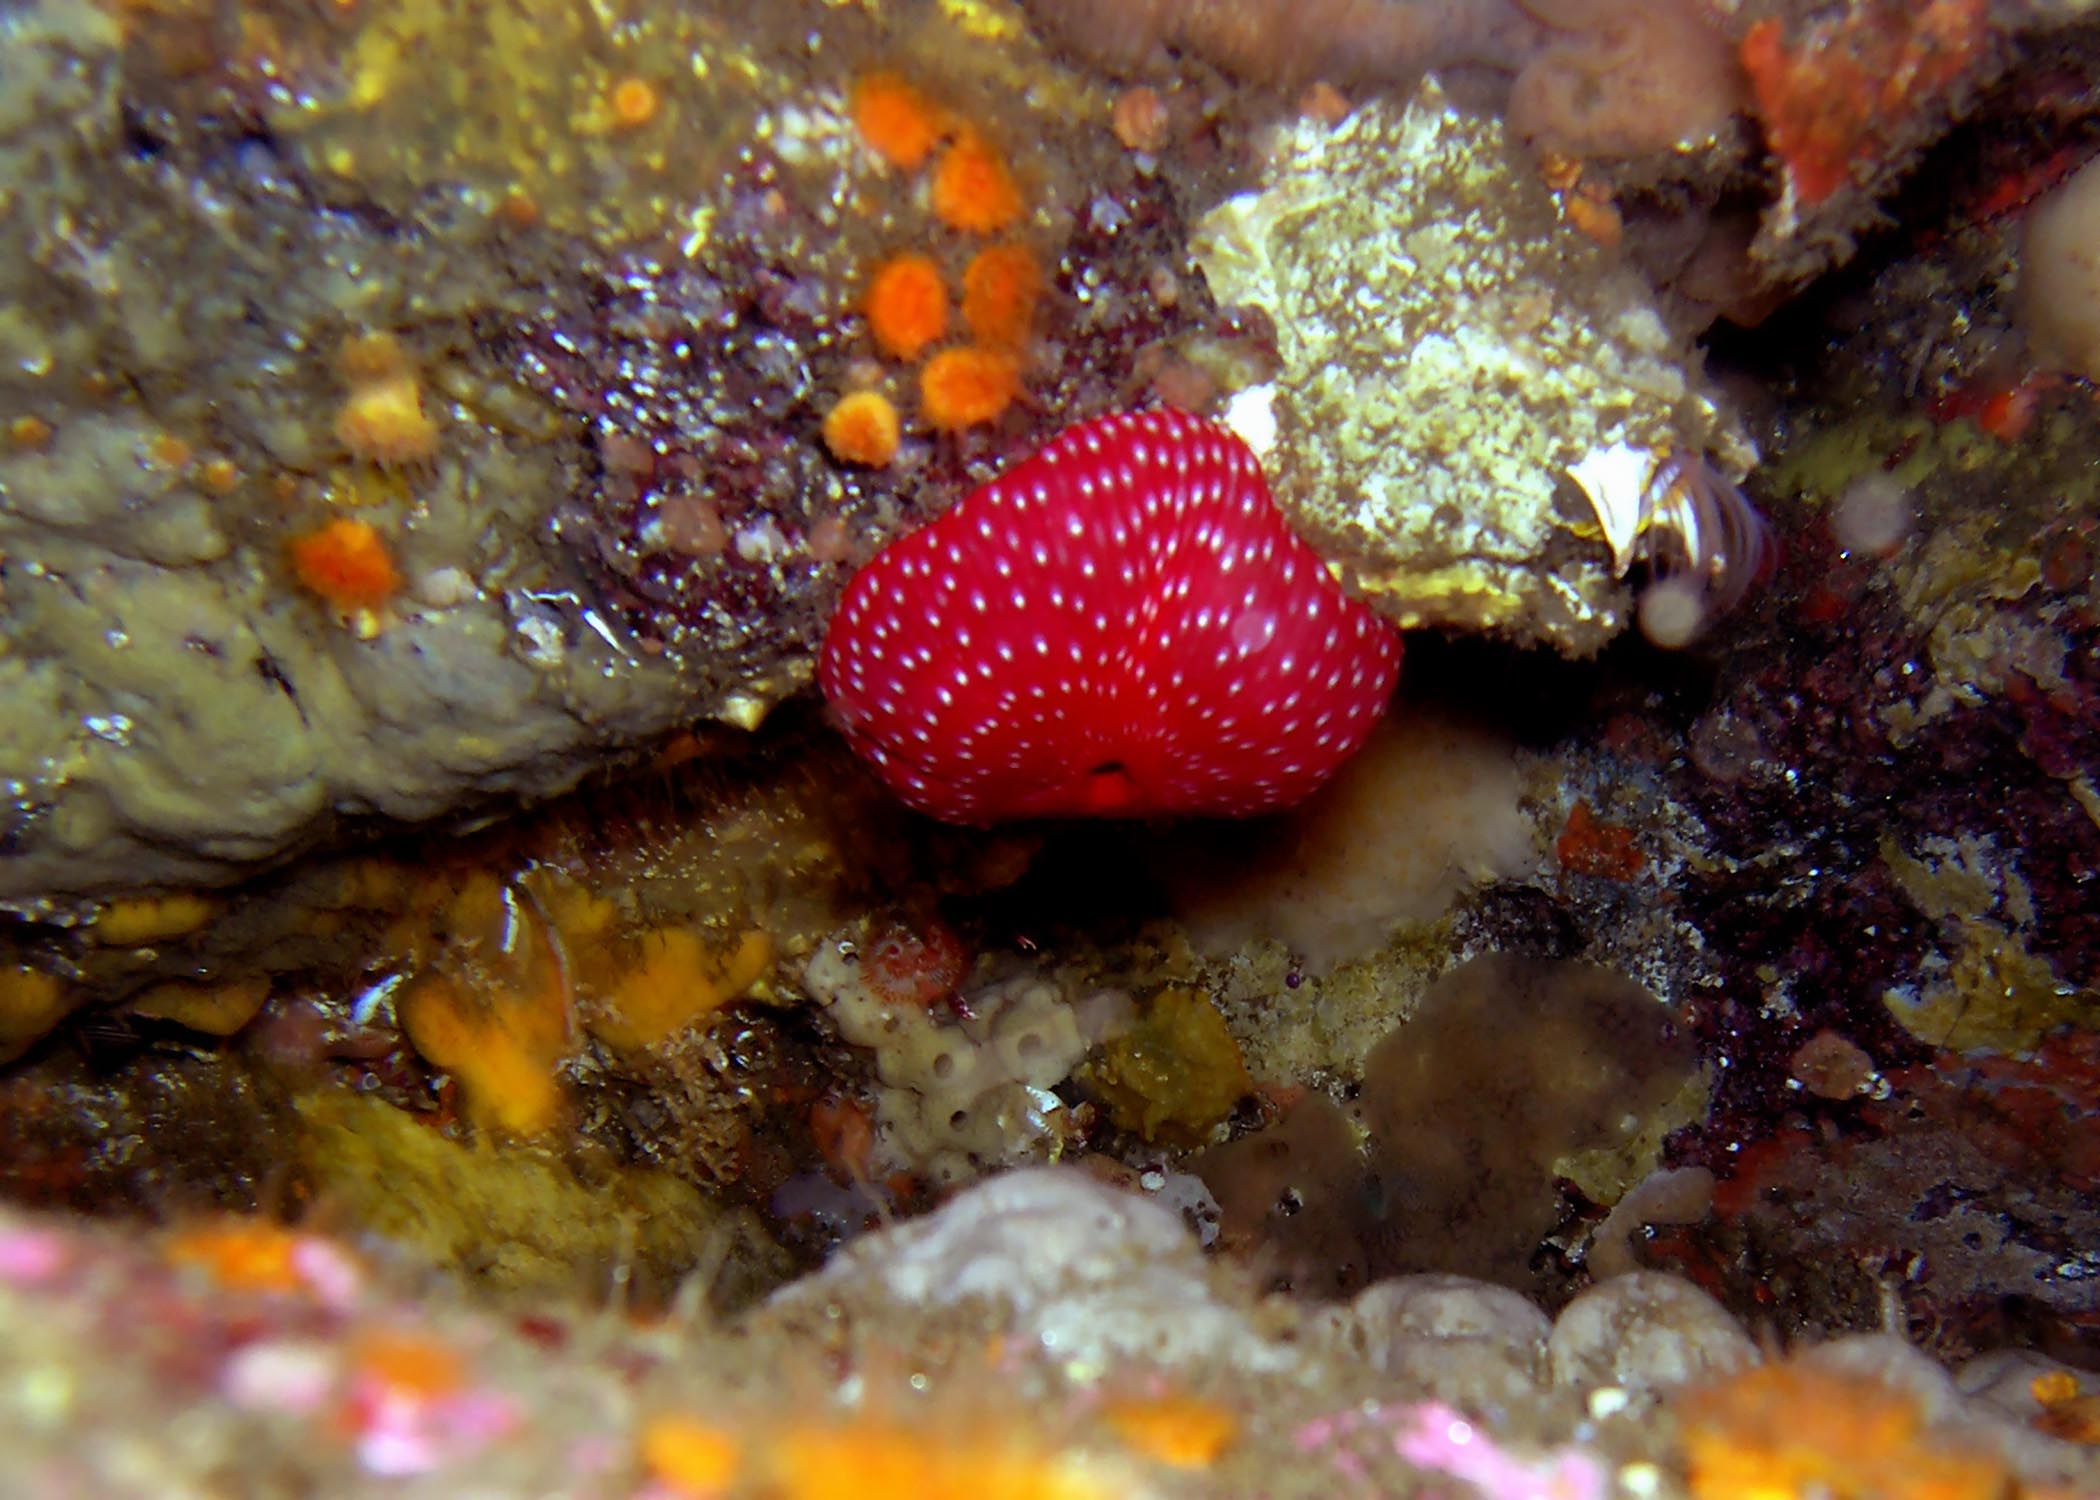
xmin=0 ymin=0 xmax=827 ymax=914
xmin=0 ymin=0 xmax=1127 ymax=914
xmin=1193 ymin=82 xmax=1754 ymax=656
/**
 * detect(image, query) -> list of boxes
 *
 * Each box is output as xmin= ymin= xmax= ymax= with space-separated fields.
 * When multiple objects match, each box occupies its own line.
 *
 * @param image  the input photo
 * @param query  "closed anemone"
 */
xmin=1634 ymin=450 xmax=1774 ymax=647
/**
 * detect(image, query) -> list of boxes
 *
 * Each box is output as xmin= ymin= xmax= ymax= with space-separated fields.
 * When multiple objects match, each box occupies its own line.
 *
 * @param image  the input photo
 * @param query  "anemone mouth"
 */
xmin=1082 ymin=761 xmax=1139 ymax=814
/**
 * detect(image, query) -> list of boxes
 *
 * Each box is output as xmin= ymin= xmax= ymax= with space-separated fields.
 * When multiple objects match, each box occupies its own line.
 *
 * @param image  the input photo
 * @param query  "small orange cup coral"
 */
xmin=288 ymin=517 xmax=402 ymax=611
xmin=851 ymin=72 xmax=947 ymax=170
xmin=609 ymin=76 xmax=661 ymax=130
xmin=919 ymin=346 xmax=1019 ymax=431
xmin=823 ymin=390 xmax=902 ymax=467
xmin=337 ymin=331 xmax=412 ymax=385
xmin=962 ymin=242 xmax=1043 ymax=348
xmin=932 ymin=129 xmax=1023 ymax=235
xmin=864 ymin=253 xmax=949 ymax=361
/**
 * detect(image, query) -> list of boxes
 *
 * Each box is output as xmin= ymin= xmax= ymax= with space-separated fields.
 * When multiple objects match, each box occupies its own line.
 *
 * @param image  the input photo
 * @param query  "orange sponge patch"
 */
xmin=962 ymin=242 xmax=1043 ymax=348
xmin=399 ymin=970 xmax=571 ymax=1136
xmin=851 ymin=72 xmax=948 ymax=171
xmin=288 ymin=517 xmax=402 ymax=611
xmin=932 ymin=130 xmax=1022 ymax=235
xmin=1676 ymin=1360 xmax=2016 ymax=1500
xmin=865 ymin=253 xmax=949 ymax=361
xmin=642 ymin=1415 xmax=743 ymax=1497
xmin=919 ymin=346 xmax=1019 ymax=431
xmin=823 ymin=390 xmax=902 ymax=467
xmin=167 ymin=1221 xmax=308 ymax=1295
xmin=766 ymin=1421 xmax=1104 ymax=1500
xmin=1103 ymin=1394 xmax=1238 ymax=1469
xmin=582 ymin=927 xmax=772 ymax=1053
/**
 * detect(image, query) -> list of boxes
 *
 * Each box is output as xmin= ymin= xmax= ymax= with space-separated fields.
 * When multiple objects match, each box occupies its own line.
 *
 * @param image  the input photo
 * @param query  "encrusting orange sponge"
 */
xmin=864 ymin=253 xmax=949 ymax=361
xmin=1102 ymin=1394 xmax=1238 ymax=1469
xmin=823 ymin=390 xmax=902 ymax=467
xmin=962 ymin=242 xmax=1043 ymax=348
xmin=582 ymin=928 xmax=772 ymax=1053
xmin=932 ymin=129 xmax=1023 ymax=235
xmin=288 ymin=517 xmax=403 ymax=611
xmin=1676 ymin=1360 xmax=2017 ymax=1500
xmin=641 ymin=1414 xmax=743 ymax=1497
xmin=399 ymin=969 xmax=571 ymax=1137
xmin=919 ymin=346 xmax=1020 ymax=431
xmin=166 ymin=1221 xmax=310 ymax=1295
xmin=851 ymin=72 xmax=947 ymax=171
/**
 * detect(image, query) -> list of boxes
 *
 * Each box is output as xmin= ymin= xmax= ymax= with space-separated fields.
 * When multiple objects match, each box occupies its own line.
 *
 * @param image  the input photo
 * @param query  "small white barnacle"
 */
xmin=1565 ymin=441 xmax=1655 ymax=577
xmin=1568 ymin=443 xmax=1772 ymax=648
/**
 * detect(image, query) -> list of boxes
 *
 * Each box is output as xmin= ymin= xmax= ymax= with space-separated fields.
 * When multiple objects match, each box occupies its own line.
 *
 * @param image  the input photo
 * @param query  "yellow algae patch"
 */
xmin=641 ymin=1415 xmax=743 ymax=1497
xmin=90 ymin=891 xmax=221 ymax=945
xmin=401 ymin=970 xmax=571 ymax=1135
xmin=294 ymin=1091 xmax=765 ymax=1300
xmin=1883 ymin=919 xmax=2088 ymax=1053
xmin=325 ymin=856 xmax=420 ymax=911
xmin=1102 ymin=1394 xmax=1238 ymax=1469
xmin=129 ymin=976 xmax=273 ymax=1036
xmin=583 ymin=928 xmax=772 ymax=1052
xmin=530 ymin=872 xmax=621 ymax=955
xmin=0 ymin=966 xmax=73 ymax=1064
xmin=766 ymin=1421 xmax=1110 ymax=1500
xmin=1876 ymin=833 xmax=2090 ymax=1051
xmin=1081 ymin=987 xmax=1250 ymax=1143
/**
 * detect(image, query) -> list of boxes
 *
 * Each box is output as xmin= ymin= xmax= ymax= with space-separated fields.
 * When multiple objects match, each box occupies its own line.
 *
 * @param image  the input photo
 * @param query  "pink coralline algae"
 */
xmin=819 ymin=408 xmax=1402 ymax=823
xmin=1298 ymin=1400 xmax=1608 ymax=1500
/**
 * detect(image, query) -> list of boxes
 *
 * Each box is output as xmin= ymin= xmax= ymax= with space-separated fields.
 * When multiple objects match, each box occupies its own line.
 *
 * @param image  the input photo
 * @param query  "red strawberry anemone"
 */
xmin=819 ymin=408 xmax=1402 ymax=823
